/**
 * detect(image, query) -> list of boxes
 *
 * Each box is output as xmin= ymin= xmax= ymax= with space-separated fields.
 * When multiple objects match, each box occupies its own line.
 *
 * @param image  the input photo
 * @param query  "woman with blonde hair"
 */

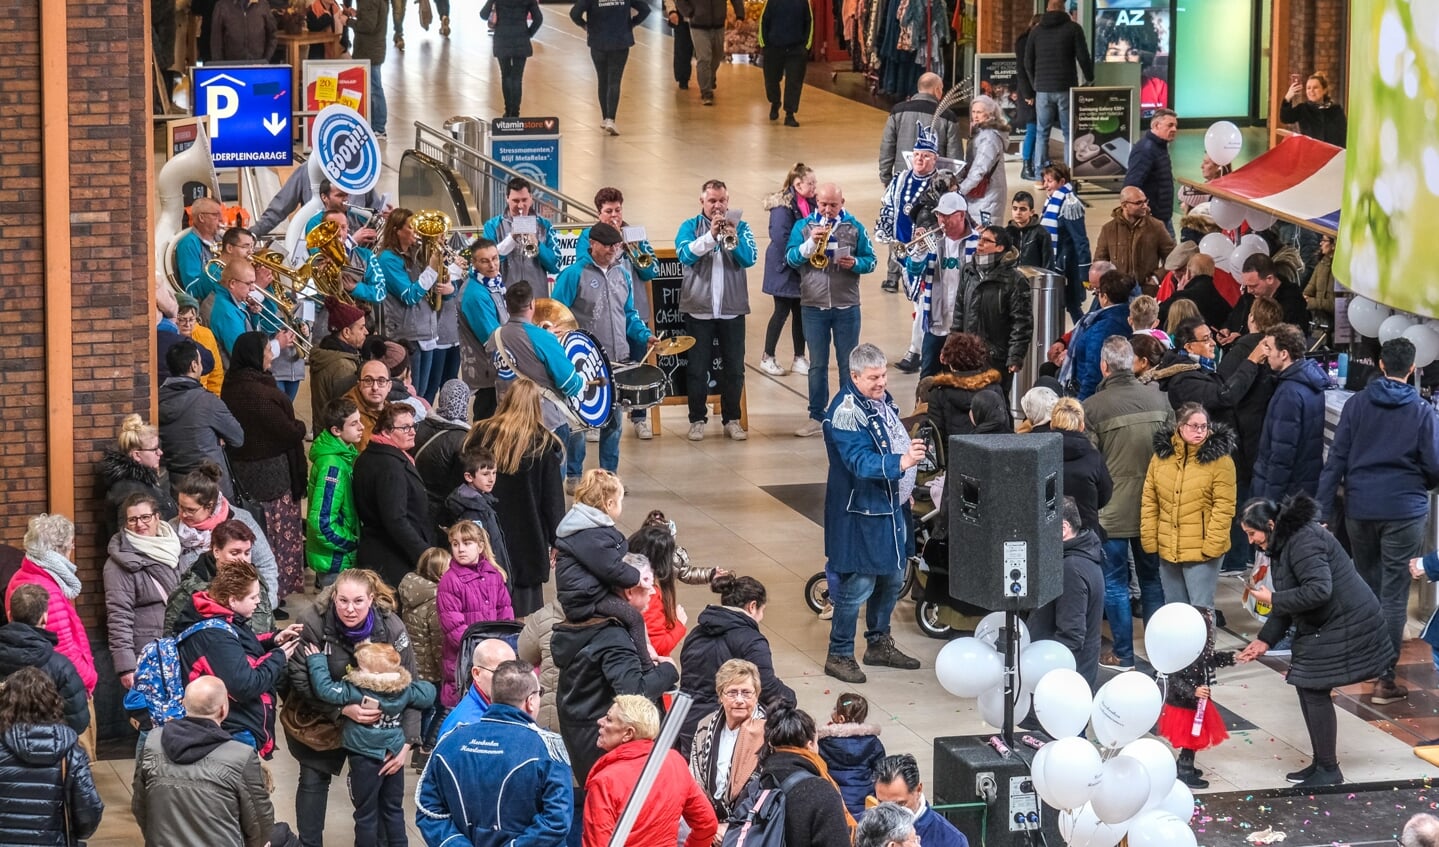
xmin=689 ymin=659 xmax=767 ymax=822
xmin=760 ymin=162 xmax=815 ymax=376
xmin=98 ymin=414 xmax=178 ymax=539
xmin=463 ymin=377 xmax=565 ymax=615
xmin=1051 ymin=398 xmax=1113 ymax=540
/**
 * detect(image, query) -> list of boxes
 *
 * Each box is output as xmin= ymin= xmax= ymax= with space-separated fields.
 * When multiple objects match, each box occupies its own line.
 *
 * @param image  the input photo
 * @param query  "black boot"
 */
xmin=1176 ymin=749 xmax=1209 ymax=789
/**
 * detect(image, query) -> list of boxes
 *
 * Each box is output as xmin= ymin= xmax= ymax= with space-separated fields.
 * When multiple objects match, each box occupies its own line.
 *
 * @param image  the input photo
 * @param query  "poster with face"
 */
xmin=1094 ymin=4 xmax=1171 ymax=115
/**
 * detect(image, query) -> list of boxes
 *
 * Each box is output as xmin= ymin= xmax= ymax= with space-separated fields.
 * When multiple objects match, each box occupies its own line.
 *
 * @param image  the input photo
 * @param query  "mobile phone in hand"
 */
xmin=361 ymin=695 xmax=380 ymax=710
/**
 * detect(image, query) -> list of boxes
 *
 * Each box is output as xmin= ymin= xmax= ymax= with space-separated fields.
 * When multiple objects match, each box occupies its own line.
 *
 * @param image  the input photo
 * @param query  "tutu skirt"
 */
xmin=1157 ymin=702 xmax=1229 ymax=750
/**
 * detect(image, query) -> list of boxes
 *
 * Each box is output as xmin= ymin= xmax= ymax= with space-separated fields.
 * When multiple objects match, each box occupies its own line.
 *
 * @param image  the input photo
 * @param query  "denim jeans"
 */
xmin=410 ymin=347 xmax=435 ymax=404
xmin=277 ymin=380 xmax=300 ymax=401
xmin=1348 ymin=515 xmax=1427 ymax=681
xmin=684 ymin=315 xmax=746 ymax=423
xmin=1020 ymin=120 xmax=1038 ymax=168
xmin=800 ymin=306 xmax=861 ymax=421
xmin=919 ymin=331 xmax=947 ymax=378
xmin=827 ymin=567 xmax=905 ymax=657
xmin=1101 ymin=537 xmax=1165 ymax=664
xmin=1158 ymin=557 xmax=1221 ymax=609
xmin=370 ymin=63 xmax=388 ymax=134
xmin=347 ymin=752 xmax=407 ymax=847
xmin=1032 ymin=90 xmax=1070 ymax=173
xmin=297 ymin=764 xmax=334 ymax=847
xmin=563 ymin=413 xmax=620 ymax=479
xmin=1222 ymin=478 xmax=1252 ymax=570
xmin=497 ymin=56 xmax=527 ymax=116
xmin=422 ymin=346 xmax=461 ymax=403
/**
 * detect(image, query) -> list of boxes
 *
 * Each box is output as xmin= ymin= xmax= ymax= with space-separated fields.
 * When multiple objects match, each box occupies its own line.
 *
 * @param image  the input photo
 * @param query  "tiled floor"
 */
xmin=91 ymin=10 xmax=1433 ymax=845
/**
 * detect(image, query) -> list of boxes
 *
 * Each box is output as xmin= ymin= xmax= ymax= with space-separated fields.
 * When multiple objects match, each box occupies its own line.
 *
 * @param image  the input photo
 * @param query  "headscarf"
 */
xmin=434 ymin=379 xmax=472 ymax=425
xmin=229 ymin=331 xmax=269 ymax=373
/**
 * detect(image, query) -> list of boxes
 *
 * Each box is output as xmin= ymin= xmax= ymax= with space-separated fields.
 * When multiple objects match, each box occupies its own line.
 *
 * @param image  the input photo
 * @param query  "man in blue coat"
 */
xmin=1251 ymin=323 xmax=1327 ymax=502
xmin=823 ymin=343 xmax=927 ymax=684
xmin=1063 ymin=270 xmax=1133 ymax=400
xmin=873 ymin=754 xmax=969 ymax=847
xmin=417 ymin=659 xmax=573 ymax=847
xmin=1318 ymin=337 xmax=1439 ymax=706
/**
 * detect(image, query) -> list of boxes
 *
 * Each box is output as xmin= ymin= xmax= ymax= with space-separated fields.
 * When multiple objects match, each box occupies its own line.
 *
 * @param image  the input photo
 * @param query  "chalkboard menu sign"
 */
xmin=646 ymin=257 xmax=725 ymax=402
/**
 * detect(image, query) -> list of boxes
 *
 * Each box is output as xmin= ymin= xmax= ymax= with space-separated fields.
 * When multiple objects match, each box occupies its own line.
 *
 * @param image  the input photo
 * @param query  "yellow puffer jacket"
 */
xmin=1141 ymin=422 xmax=1238 ymax=563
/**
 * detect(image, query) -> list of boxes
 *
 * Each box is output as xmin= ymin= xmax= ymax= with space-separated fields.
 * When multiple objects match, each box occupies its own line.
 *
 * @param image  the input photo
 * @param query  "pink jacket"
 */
xmin=5 ymin=558 xmax=98 ymax=694
xmin=437 ymin=558 xmax=514 ymax=706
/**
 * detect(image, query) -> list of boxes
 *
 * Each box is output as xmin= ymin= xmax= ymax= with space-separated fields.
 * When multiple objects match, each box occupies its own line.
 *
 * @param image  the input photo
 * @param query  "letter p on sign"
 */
xmin=206 ymin=86 xmax=239 ymax=137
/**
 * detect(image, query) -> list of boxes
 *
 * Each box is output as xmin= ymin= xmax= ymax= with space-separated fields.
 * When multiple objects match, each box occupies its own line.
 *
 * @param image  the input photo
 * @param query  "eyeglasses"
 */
xmin=721 ymin=688 xmax=757 ymax=702
xmin=1190 ymin=335 xmax=1216 ymax=346
xmin=977 ymin=237 xmax=999 ymax=246
xmin=125 ymin=513 xmax=157 ymax=527
xmin=1181 ymin=422 xmax=1211 ymax=432
xmin=391 ymin=424 xmax=417 ymax=432
xmin=358 ymin=377 xmax=391 ymax=387
xmin=178 ymin=505 xmax=209 ymax=518
xmin=1122 ymin=199 xmax=1150 ymax=207
xmin=135 ymin=445 xmax=163 ymax=453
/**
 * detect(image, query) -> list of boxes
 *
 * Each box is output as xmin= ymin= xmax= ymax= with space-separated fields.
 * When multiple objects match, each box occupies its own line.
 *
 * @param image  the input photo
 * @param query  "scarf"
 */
xmin=368 ymin=432 xmax=416 ymax=463
xmin=126 ymin=520 xmax=182 ymax=569
xmin=973 ymin=251 xmax=1001 ymax=271
xmin=337 ymin=606 xmax=377 ymax=643
xmin=175 ymin=496 xmax=233 ymax=557
xmin=1040 ymin=182 xmax=1079 ymax=253
xmin=909 ymin=231 xmax=978 ymax=332
xmin=771 ymin=746 xmax=858 ymax=830
xmin=31 ymin=550 xmax=82 ymax=600
xmin=795 ymin=194 xmax=813 ymax=217
xmin=870 ymin=397 xmax=917 ymax=504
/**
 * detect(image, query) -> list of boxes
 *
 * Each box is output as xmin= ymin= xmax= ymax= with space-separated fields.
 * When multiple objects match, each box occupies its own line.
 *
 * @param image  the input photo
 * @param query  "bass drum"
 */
xmin=562 ymin=329 xmax=614 ymax=430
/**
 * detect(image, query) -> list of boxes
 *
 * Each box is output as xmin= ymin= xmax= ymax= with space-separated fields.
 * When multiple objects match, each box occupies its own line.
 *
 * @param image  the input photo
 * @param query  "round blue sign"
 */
xmin=312 ymin=105 xmax=381 ymax=195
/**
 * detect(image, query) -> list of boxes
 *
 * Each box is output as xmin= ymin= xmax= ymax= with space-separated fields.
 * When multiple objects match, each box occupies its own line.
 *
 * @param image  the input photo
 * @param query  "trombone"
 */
xmin=206 ymin=252 xmax=316 ymax=356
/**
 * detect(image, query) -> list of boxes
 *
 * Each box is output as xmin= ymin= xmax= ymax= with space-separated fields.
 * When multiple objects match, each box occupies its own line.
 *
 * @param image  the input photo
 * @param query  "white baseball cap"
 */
xmin=935 ymin=193 xmax=967 ymax=216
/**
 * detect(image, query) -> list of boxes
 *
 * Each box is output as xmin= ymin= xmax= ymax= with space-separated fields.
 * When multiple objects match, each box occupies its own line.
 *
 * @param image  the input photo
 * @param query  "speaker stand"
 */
xmin=1001 ymin=609 xmax=1019 ymax=747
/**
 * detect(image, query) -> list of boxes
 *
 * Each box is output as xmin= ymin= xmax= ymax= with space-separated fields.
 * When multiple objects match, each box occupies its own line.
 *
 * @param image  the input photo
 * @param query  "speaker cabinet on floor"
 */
xmin=946 ymin=433 xmax=1063 ymax=612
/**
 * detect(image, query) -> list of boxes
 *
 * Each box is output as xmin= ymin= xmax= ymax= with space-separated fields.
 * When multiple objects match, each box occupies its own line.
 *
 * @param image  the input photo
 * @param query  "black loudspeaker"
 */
xmin=947 ymin=434 xmax=1063 ymax=612
xmin=932 ymin=734 xmax=1063 ymax=847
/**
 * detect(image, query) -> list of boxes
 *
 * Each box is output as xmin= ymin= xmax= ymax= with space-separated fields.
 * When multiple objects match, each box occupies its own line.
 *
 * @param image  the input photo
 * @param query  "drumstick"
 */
xmin=642 ymin=332 xmax=662 ymax=367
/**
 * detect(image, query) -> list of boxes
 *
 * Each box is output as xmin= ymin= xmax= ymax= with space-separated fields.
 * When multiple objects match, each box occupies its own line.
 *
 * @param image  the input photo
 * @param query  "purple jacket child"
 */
xmin=437 ymin=556 xmax=514 ymax=706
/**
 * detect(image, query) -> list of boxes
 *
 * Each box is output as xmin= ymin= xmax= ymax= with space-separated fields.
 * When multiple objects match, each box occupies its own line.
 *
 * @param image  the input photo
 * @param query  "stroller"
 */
xmin=453 ymin=619 xmax=525 ymax=700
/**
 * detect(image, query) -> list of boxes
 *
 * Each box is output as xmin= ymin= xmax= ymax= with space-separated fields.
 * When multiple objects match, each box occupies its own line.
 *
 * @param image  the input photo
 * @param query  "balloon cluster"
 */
xmin=933 ymin=604 xmax=1209 ymax=847
xmin=1346 ymin=298 xmax=1439 ymax=367
xmin=1196 ymin=122 xmax=1283 ymax=276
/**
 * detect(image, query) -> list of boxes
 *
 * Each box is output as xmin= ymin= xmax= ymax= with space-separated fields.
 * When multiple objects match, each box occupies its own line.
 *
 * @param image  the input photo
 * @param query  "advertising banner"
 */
xmin=302 ymin=59 xmax=371 ymax=146
xmin=975 ymin=53 xmax=1020 ymax=132
xmin=1067 ymin=86 xmax=1137 ymax=186
xmin=1093 ymin=1 xmax=1171 ymax=116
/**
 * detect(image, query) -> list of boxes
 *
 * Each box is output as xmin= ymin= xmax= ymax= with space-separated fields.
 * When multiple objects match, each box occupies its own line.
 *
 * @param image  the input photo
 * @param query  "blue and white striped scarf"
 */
xmin=1040 ymin=184 xmax=1084 ymax=254
xmin=907 ymin=232 xmax=979 ymax=332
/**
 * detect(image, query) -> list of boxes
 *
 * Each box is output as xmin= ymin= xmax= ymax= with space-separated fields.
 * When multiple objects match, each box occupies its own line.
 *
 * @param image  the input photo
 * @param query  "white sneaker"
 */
xmin=791 ymin=356 xmax=810 ymax=375
xmin=760 ymin=355 xmax=787 ymax=376
xmin=819 ymin=601 xmax=834 ymax=621
xmin=688 ymin=422 xmax=706 ymax=441
xmin=634 ymin=419 xmax=653 ymax=440
xmin=723 ymin=421 xmax=748 ymax=441
xmin=794 ymin=419 xmax=824 ymax=437
xmin=585 ymin=429 xmax=600 ymax=443
xmin=603 ymin=119 xmax=618 ymax=136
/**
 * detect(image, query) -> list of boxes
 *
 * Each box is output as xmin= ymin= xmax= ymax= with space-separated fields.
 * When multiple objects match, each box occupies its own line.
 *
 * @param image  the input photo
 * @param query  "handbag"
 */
xmin=223 ymin=450 xmax=269 ymax=537
xmin=280 ymin=697 xmax=342 ymax=752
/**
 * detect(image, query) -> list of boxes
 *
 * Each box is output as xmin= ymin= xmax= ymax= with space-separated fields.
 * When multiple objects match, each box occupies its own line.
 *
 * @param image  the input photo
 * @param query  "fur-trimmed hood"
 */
xmin=99 ymin=448 xmax=160 ymax=487
xmin=816 ymin=721 xmax=882 ymax=740
xmin=1151 ymin=421 xmax=1237 ymax=464
xmin=1269 ymin=493 xmax=1319 ymax=555
xmin=930 ymin=368 xmax=1002 ymax=392
xmin=762 ymin=188 xmax=803 ymax=213
xmin=1179 ymin=212 xmax=1220 ymax=236
xmin=345 ymin=666 xmax=414 ymax=694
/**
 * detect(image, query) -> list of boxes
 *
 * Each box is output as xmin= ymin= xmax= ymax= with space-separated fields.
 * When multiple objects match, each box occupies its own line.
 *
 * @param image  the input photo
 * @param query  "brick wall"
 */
xmin=979 ymin=0 xmax=1036 ymax=54
xmin=0 ymin=0 xmax=154 ymax=626
xmin=1289 ymin=0 xmax=1349 ymax=105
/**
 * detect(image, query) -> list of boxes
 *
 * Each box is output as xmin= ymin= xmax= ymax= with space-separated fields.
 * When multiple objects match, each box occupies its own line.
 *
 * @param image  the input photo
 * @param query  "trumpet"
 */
xmin=808 ymin=224 xmax=833 ymax=269
xmin=903 ymin=229 xmax=941 ymax=261
xmin=625 ymin=239 xmax=656 ymax=270
xmin=412 ymin=210 xmax=459 ymax=312
xmin=514 ymin=232 xmax=540 ymax=258
xmin=713 ymin=216 xmax=738 ymax=251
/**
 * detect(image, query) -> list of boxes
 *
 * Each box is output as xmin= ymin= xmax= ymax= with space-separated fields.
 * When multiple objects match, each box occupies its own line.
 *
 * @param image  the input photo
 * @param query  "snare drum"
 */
xmin=561 ymin=329 xmax=614 ymax=429
xmin=612 ymin=363 xmax=670 ymax=409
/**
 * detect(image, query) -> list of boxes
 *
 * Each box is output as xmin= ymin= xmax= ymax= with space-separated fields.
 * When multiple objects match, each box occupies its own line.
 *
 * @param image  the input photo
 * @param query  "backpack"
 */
xmin=721 ymin=769 xmax=814 ymax=847
xmin=132 ymin=618 xmax=235 ymax=725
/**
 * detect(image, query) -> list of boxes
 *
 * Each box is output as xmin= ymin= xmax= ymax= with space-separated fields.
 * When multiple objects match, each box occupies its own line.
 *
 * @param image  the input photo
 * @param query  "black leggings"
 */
xmin=497 ymin=56 xmax=526 ymax=117
xmin=590 ymin=47 xmax=630 ymax=120
xmin=764 ymin=295 xmax=804 ymax=358
xmin=1296 ymin=686 xmax=1338 ymax=768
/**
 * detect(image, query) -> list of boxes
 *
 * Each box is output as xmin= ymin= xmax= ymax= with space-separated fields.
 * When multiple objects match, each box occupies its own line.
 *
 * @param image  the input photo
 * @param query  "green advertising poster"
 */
xmin=1337 ymin=0 xmax=1439 ymax=315
xmin=1174 ymin=0 xmax=1254 ymax=119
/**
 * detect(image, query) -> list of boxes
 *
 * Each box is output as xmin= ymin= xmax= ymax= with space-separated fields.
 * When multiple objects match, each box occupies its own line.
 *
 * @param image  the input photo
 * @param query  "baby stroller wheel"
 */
xmin=901 ymin=557 xmax=919 ymax=600
xmin=914 ymin=600 xmax=955 ymax=640
xmin=804 ymin=572 xmax=829 ymax=614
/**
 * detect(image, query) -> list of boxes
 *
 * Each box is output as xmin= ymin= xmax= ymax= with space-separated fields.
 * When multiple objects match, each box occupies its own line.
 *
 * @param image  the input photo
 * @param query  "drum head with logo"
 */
xmin=564 ymin=330 xmax=614 ymax=429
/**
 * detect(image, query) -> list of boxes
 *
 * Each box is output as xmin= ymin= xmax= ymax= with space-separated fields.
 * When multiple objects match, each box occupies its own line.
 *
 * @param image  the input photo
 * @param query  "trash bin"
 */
xmin=1013 ymin=266 xmax=1065 ymax=420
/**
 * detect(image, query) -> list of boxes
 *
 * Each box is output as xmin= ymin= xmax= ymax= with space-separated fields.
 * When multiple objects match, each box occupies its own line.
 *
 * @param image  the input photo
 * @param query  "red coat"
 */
xmin=5 ymin=559 xmax=97 ymax=693
xmin=643 ymin=591 xmax=686 ymax=658
xmin=583 ymin=739 xmax=717 ymax=847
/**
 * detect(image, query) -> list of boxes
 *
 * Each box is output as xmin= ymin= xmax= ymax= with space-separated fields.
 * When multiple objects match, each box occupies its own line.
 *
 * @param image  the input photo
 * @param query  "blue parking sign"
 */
xmin=193 ymin=65 xmax=294 ymax=167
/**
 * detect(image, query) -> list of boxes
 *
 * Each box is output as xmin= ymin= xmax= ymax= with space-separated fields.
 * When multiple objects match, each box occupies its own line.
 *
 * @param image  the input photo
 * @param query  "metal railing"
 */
xmin=411 ymin=119 xmax=599 ymax=226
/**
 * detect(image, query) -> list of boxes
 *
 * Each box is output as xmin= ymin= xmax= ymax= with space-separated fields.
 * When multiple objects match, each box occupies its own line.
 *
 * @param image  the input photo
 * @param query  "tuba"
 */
xmin=306 ymin=219 xmax=352 ymax=304
xmin=808 ymin=223 xmax=833 ymax=269
xmin=412 ymin=210 xmax=456 ymax=312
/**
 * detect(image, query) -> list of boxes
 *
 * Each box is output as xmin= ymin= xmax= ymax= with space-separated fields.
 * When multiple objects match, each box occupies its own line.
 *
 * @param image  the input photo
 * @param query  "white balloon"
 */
xmin=1227 ymin=243 xmax=1261 ymax=276
xmin=1119 ymin=738 xmax=1179 ymax=810
xmin=1403 ymin=323 xmax=1439 ymax=368
xmin=1091 ymin=755 xmax=1150 ymax=824
xmin=1197 ymin=232 xmax=1234 ymax=260
xmin=1379 ymin=314 xmax=1418 ymax=344
xmin=1245 ymin=208 xmax=1277 ymax=230
xmin=1127 ymin=809 xmax=1198 ymax=847
xmin=1033 ymin=669 xmax=1093 ymax=739
xmin=1157 ymin=779 xmax=1197 ymax=823
xmin=974 ymin=612 xmax=1031 ymax=651
xmin=1204 ymin=121 xmax=1244 ymax=167
xmin=1346 ymin=296 xmax=1393 ymax=338
xmin=1090 ymin=672 xmax=1163 ymax=748
xmin=978 ymin=685 xmax=1032 ymax=728
xmin=1058 ymin=803 xmax=1129 ymax=847
xmin=1239 ymin=233 xmax=1271 ymax=255
xmin=1020 ymin=639 xmax=1078 ymax=688
xmin=1209 ymin=197 xmax=1247 ymax=230
xmin=935 ymin=637 xmax=1005 ymax=698
xmin=1040 ymin=737 xmax=1104 ymax=811
xmin=1030 ymin=741 xmax=1052 ymax=804
xmin=1143 ymin=603 xmax=1208 ymax=674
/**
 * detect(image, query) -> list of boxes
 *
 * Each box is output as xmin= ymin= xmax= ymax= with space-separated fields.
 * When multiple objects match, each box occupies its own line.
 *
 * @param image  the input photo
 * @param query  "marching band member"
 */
xmin=426 ymin=244 xmax=466 ymax=403
xmin=483 ymin=176 xmax=559 ymax=296
xmin=486 ymin=280 xmax=585 ymax=431
xmin=308 ymin=209 xmax=386 ymax=348
xmin=176 ymin=196 xmax=225 ymax=301
xmin=876 ymin=124 xmax=941 ymax=372
xmin=902 ymin=192 xmax=979 ymax=378
xmin=459 ymin=238 xmax=506 ymax=420
xmin=784 ymin=182 xmax=877 ymax=437
xmin=376 ymin=209 xmax=453 ymax=401
xmin=196 ymin=227 xmax=257 ymax=323
xmin=580 ymin=186 xmax=659 ymax=438
xmin=244 ymin=261 xmax=307 ymax=401
xmin=304 ymin=180 xmax=381 ymax=247
xmin=210 ymin=260 xmax=261 ymax=361
xmin=551 ymin=222 xmax=655 ymax=492
xmin=676 ymin=179 xmax=756 ymax=443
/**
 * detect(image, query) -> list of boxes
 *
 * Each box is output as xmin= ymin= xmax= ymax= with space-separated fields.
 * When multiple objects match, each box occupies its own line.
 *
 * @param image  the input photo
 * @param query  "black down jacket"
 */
xmin=0 ymin=623 xmax=90 ymax=735
xmin=0 ymin=723 xmax=104 ymax=845
xmin=1257 ymin=496 xmax=1394 ymax=690
xmin=676 ymin=605 xmax=797 ymax=756
xmin=352 ymin=441 xmax=434 ymax=588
